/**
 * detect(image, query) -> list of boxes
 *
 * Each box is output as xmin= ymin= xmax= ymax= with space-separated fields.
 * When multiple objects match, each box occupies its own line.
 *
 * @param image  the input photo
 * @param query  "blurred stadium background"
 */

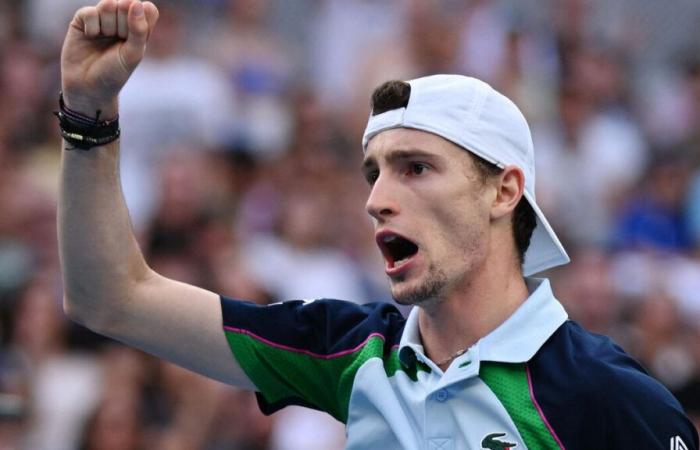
xmin=2 ymin=0 xmax=700 ymax=448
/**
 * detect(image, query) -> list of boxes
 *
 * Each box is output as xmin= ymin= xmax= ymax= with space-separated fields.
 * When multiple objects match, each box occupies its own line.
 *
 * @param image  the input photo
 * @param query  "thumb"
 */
xmin=119 ymin=1 xmax=149 ymax=72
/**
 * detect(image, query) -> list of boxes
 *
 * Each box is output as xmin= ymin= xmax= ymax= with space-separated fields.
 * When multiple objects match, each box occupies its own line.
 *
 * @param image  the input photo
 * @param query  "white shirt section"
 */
xmin=344 ymin=278 xmax=568 ymax=450
xmin=346 ymin=358 xmax=524 ymax=450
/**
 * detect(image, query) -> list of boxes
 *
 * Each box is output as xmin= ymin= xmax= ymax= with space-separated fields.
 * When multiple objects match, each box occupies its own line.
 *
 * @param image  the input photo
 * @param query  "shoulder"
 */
xmin=533 ymin=321 xmax=637 ymax=374
xmin=528 ymin=321 xmax=698 ymax=449
xmin=532 ymin=321 xmax=664 ymax=396
xmin=219 ymin=298 xmax=408 ymax=422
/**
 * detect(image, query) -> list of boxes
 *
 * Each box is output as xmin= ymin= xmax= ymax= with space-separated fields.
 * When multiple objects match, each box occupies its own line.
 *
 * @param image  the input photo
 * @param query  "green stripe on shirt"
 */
xmin=226 ymin=331 xmax=396 ymax=423
xmin=480 ymin=362 xmax=561 ymax=449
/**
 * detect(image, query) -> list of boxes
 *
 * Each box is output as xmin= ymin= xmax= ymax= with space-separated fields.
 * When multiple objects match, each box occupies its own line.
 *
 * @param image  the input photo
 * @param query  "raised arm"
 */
xmin=58 ymin=0 xmax=254 ymax=390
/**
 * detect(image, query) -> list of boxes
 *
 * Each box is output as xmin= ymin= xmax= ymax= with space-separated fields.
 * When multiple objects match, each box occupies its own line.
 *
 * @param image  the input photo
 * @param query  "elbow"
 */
xmin=62 ymin=294 xmax=89 ymax=327
xmin=63 ymin=293 xmax=101 ymax=331
xmin=62 ymin=268 xmax=156 ymax=336
xmin=62 ymin=292 xmax=122 ymax=336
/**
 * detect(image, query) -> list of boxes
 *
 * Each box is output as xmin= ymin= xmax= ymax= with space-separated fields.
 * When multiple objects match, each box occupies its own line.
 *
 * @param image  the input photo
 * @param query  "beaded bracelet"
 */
xmin=54 ymin=93 xmax=120 ymax=150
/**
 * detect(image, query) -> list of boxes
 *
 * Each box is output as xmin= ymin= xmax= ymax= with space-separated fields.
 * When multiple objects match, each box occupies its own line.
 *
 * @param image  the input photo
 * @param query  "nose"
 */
xmin=365 ymin=174 xmax=399 ymax=222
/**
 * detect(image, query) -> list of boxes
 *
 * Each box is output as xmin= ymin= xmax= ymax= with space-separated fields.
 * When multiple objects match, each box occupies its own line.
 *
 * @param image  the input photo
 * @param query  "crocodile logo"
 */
xmin=481 ymin=432 xmax=517 ymax=450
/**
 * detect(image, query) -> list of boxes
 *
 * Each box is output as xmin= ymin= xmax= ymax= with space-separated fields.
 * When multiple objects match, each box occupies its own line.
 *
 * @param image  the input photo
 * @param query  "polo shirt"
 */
xmin=220 ymin=278 xmax=698 ymax=449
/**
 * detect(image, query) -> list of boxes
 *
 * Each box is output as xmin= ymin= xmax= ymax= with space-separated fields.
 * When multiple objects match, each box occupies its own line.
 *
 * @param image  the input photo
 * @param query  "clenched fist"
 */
xmin=61 ymin=0 xmax=159 ymax=119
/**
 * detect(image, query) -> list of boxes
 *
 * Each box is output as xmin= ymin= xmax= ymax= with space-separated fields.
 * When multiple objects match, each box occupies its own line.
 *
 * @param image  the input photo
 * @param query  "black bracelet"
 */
xmin=54 ymin=93 xmax=120 ymax=150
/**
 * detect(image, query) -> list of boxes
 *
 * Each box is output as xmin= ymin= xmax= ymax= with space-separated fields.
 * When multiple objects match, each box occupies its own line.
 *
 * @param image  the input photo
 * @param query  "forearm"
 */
xmin=57 ymin=129 xmax=255 ymax=387
xmin=58 ymin=135 xmax=151 ymax=330
xmin=56 ymin=1 xmax=255 ymax=389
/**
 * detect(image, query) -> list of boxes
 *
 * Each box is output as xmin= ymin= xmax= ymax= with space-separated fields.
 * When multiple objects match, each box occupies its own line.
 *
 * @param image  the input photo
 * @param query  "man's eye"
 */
xmin=365 ymin=170 xmax=379 ymax=185
xmin=409 ymin=163 xmax=427 ymax=175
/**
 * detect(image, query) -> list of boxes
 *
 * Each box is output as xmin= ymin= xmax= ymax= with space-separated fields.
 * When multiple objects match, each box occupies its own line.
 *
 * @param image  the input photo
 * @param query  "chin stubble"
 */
xmin=392 ymin=264 xmax=449 ymax=306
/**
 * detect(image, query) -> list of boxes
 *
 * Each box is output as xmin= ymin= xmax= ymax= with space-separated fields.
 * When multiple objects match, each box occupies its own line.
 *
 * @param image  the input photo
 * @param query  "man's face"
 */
xmin=362 ymin=128 xmax=493 ymax=306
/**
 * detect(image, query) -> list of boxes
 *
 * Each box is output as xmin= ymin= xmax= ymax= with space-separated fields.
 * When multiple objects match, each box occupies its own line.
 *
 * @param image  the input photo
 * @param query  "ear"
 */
xmin=490 ymin=165 xmax=525 ymax=221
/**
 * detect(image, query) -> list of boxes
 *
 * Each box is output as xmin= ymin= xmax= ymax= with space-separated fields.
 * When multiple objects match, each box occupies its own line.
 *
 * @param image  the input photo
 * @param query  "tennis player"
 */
xmin=58 ymin=1 xmax=698 ymax=449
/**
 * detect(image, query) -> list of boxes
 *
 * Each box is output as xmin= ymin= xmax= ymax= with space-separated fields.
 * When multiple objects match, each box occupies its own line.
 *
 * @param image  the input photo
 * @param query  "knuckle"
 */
xmin=97 ymin=0 xmax=117 ymax=16
xmin=118 ymin=0 xmax=133 ymax=12
xmin=147 ymin=3 xmax=159 ymax=18
xmin=75 ymin=6 xmax=95 ymax=19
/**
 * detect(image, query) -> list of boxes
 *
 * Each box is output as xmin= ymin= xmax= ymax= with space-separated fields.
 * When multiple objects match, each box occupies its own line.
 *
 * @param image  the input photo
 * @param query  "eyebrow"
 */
xmin=361 ymin=149 xmax=437 ymax=170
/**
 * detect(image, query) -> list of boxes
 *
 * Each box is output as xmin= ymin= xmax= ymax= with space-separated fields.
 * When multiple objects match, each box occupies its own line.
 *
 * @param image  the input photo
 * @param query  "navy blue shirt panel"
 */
xmin=529 ymin=320 xmax=699 ymax=449
xmin=220 ymin=297 xmax=406 ymax=357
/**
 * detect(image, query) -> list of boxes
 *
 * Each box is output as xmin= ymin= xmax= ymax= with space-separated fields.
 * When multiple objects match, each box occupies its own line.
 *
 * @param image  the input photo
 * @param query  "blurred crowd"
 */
xmin=2 ymin=0 xmax=700 ymax=448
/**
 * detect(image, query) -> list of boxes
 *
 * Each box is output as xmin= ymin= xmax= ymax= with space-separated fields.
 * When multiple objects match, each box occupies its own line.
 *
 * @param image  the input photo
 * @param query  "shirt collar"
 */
xmin=398 ymin=277 xmax=568 ymax=368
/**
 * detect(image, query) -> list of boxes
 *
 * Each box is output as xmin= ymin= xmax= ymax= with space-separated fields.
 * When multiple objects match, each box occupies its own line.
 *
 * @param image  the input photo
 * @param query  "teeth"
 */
xmin=395 ymin=256 xmax=410 ymax=266
xmin=383 ymin=235 xmax=398 ymax=244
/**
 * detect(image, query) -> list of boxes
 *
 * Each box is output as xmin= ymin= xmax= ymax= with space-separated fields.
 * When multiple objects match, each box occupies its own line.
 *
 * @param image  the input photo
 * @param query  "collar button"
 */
xmin=435 ymin=389 xmax=448 ymax=402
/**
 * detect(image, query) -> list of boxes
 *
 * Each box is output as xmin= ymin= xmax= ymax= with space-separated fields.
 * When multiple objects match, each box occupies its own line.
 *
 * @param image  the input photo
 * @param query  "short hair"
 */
xmin=369 ymin=80 xmax=537 ymax=266
xmin=371 ymin=80 xmax=411 ymax=115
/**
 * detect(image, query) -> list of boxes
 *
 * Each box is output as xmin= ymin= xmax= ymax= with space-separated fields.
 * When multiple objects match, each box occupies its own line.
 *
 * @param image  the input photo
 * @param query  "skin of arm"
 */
xmin=58 ymin=0 xmax=254 ymax=390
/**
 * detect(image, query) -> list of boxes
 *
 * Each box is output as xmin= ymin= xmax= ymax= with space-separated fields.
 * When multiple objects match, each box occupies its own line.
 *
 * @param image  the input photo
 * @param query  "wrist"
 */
xmin=61 ymin=92 xmax=119 ymax=121
xmin=55 ymin=93 xmax=121 ymax=150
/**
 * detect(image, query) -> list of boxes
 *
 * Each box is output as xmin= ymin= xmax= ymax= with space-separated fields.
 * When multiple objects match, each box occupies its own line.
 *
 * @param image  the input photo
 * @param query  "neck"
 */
xmin=418 ymin=261 xmax=529 ymax=371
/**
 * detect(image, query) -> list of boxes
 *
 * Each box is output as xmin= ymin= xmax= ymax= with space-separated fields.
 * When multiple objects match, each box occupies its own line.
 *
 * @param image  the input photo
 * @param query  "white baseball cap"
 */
xmin=362 ymin=74 xmax=569 ymax=276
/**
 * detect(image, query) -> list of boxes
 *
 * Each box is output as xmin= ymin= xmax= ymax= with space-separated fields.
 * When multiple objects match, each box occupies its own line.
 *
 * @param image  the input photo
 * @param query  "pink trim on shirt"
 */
xmin=224 ymin=326 xmax=386 ymax=360
xmin=526 ymin=364 xmax=567 ymax=450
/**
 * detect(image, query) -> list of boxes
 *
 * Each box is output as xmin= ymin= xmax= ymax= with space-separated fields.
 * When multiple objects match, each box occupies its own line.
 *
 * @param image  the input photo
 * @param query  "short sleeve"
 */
xmin=528 ymin=321 xmax=699 ymax=450
xmin=603 ymin=368 xmax=699 ymax=449
xmin=220 ymin=297 xmax=405 ymax=423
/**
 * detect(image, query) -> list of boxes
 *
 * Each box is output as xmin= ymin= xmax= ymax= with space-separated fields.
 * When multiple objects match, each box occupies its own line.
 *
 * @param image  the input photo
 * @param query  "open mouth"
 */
xmin=377 ymin=232 xmax=419 ymax=270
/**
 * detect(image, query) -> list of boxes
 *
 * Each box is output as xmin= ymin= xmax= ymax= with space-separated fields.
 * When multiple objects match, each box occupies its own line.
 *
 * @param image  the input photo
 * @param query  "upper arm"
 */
xmin=604 ymin=370 xmax=699 ymax=450
xmin=92 ymin=269 xmax=405 ymax=421
xmin=219 ymin=297 xmax=405 ymax=422
xmin=99 ymin=270 xmax=256 ymax=390
xmin=527 ymin=322 xmax=699 ymax=450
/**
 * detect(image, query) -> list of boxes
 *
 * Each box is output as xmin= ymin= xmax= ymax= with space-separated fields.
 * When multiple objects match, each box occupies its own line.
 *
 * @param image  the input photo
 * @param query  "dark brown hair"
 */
xmin=371 ymin=80 xmax=411 ymax=115
xmin=370 ymin=80 xmax=537 ymax=266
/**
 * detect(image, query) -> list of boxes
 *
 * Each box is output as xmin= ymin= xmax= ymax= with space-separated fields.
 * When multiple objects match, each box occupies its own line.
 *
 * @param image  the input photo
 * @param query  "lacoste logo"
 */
xmin=670 ymin=435 xmax=688 ymax=450
xmin=481 ymin=432 xmax=517 ymax=450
